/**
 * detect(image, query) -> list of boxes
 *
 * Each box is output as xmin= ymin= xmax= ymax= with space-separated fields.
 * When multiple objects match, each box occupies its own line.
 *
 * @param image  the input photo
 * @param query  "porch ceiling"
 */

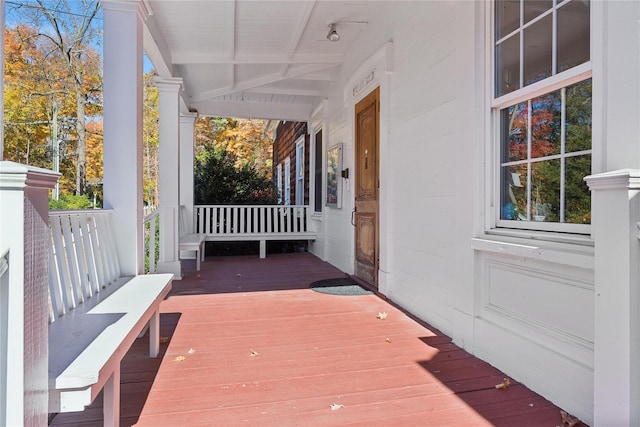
xmin=143 ymin=0 xmax=387 ymax=121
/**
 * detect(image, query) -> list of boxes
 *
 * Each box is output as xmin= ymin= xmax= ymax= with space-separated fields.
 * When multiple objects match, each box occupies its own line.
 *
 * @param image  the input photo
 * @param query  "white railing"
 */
xmin=144 ymin=209 xmax=160 ymax=273
xmin=194 ymin=205 xmax=312 ymax=236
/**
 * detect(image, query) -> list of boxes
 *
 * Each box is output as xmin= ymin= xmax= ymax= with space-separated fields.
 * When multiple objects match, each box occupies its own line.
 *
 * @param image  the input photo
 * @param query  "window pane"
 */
xmin=558 ymin=0 xmax=590 ymax=72
xmin=496 ymin=0 xmax=520 ymax=39
xmin=524 ymin=0 xmax=552 ymax=23
xmin=524 ymin=14 xmax=553 ymax=86
xmin=565 ymin=79 xmax=592 ymax=153
xmin=501 ymin=102 xmax=528 ymax=162
xmin=496 ymin=34 xmax=520 ymax=97
xmin=531 ymin=158 xmax=560 ymax=222
xmin=501 ymin=164 xmax=528 ymax=220
xmin=565 ymin=154 xmax=591 ymax=224
xmin=496 ymin=34 xmax=520 ymax=96
xmin=531 ymin=90 xmax=561 ymax=158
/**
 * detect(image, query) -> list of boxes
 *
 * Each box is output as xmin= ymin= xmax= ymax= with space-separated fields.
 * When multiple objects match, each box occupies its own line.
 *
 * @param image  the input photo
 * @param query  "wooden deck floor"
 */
xmin=50 ymin=253 xmax=584 ymax=426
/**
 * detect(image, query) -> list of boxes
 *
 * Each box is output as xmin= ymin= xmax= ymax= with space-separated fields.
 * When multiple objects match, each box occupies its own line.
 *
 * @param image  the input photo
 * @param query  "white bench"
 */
xmin=195 ymin=205 xmax=317 ymax=259
xmin=48 ymin=210 xmax=173 ymax=426
xmin=179 ymin=205 xmax=206 ymax=270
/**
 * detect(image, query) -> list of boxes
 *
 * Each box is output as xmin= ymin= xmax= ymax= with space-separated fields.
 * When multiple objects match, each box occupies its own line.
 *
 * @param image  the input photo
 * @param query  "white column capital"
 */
xmin=585 ymin=169 xmax=640 ymax=191
xmin=0 ymin=161 xmax=59 ymax=191
xmin=154 ymin=77 xmax=183 ymax=93
xmin=100 ymin=0 xmax=150 ymax=21
xmin=180 ymin=112 xmax=198 ymax=124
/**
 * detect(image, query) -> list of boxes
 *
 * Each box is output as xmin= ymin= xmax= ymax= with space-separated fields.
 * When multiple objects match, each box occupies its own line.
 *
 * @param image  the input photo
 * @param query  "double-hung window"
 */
xmin=276 ymin=164 xmax=283 ymax=204
xmin=494 ymin=0 xmax=591 ymax=234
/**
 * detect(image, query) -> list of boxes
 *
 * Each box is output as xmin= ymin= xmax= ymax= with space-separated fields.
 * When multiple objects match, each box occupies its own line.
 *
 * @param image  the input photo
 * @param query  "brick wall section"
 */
xmin=272 ymin=121 xmax=309 ymax=205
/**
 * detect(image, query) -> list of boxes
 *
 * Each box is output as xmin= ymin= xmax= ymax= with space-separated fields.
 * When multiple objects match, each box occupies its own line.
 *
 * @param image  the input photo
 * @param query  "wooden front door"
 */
xmin=354 ymin=87 xmax=380 ymax=288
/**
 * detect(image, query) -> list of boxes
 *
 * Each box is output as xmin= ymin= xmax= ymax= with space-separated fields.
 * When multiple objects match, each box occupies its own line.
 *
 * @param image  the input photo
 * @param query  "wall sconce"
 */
xmin=327 ymin=23 xmax=340 ymax=42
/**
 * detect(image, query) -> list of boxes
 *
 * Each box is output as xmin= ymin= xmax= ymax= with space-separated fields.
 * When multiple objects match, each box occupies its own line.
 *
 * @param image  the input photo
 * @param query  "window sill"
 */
xmin=311 ymin=213 xmax=323 ymax=221
xmin=472 ymin=229 xmax=594 ymax=270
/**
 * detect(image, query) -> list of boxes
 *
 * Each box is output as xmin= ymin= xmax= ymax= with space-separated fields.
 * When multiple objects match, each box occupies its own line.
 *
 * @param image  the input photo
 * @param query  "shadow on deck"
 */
xmin=50 ymin=253 xmax=585 ymax=426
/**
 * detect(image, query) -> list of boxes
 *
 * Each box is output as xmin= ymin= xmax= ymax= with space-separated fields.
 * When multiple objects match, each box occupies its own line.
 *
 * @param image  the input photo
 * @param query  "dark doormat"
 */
xmin=309 ymin=278 xmax=373 ymax=296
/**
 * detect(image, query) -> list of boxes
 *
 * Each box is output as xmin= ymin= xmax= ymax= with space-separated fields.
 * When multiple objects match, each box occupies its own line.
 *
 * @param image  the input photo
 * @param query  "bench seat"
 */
xmin=48 ymin=210 xmax=173 ymax=426
xmin=179 ymin=205 xmax=206 ymax=271
xmin=49 ymin=274 xmax=172 ymax=412
xmin=179 ymin=233 xmax=206 ymax=271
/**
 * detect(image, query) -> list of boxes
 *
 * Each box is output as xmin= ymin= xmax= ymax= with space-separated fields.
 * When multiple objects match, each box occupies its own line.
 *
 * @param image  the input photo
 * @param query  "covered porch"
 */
xmin=4 ymin=0 xmax=640 ymax=425
xmin=49 ymin=253 xmax=573 ymax=426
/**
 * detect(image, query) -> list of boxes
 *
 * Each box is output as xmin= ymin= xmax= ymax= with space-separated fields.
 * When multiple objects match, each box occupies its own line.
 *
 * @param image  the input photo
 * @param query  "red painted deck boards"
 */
xmin=49 ymin=253 xmax=585 ymax=426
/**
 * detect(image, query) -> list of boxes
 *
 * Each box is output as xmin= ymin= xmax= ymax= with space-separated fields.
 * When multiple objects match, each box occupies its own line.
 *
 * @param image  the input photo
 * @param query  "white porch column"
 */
xmin=180 ymin=112 xmax=197 ymax=229
xmin=585 ymin=169 xmax=640 ymax=426
xmin=155 ymin=78 xmax=183 ymax=278
xmin=0 ymin=162 xmax=59 ymax=426
xmin=179 ymin=113 xmax=198 ymax=260
xmin=102 ymin=0 xmax=147 ymax=275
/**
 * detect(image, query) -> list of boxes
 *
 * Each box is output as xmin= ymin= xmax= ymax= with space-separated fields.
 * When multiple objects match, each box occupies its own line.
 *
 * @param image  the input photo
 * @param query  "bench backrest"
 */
xmin=48 ymin=210 xmax=121 ymax=322
xmin=194 ymin=205 xmax=310 ymax=235
xmin=179 ymin=205 xmax=190 ymax=238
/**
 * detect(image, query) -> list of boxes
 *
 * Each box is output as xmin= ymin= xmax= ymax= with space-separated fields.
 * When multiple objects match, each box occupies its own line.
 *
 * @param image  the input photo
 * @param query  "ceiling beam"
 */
xmin=171 ymin=52 xmax=344 ymax=65
xmin=190 ymin=63 xmax=336 ymax=102
xmin=280 ymin=0 xmax=317 ymax=77
xmin=190 ymin=99 xmax=314 ymax=122
xmin=245 ymin=85 xmax=325 ymax=97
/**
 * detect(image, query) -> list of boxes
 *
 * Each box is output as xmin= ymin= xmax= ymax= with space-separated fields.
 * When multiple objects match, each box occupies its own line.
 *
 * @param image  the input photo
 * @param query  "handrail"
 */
xmin=194 ymin=205 xmax=312 ymax=236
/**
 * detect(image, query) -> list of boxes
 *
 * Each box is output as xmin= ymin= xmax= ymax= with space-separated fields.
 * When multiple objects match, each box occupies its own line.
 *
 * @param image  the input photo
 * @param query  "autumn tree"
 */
xmin=7 ymin=0 xmax=103 ymax=196
xmin=143 ymin=71 xmax=160 ymax=207
xmin=4 ymin=25 xmax=52 ymax=168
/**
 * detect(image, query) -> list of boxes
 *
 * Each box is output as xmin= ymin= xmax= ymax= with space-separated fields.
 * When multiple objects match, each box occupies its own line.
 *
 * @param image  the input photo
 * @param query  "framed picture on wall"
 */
xmin=326 ymin=143 xmax=342 ymax=208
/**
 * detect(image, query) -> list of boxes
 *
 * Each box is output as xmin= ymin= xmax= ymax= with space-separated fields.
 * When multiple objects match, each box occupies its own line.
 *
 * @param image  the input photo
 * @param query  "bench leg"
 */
xmin=259 ymin=240 xmax=266 ymax=259
xmin=103 ymin=364 xmax=120 ymax=427
xmin=149 ymin=309 xmax=160 ymax=358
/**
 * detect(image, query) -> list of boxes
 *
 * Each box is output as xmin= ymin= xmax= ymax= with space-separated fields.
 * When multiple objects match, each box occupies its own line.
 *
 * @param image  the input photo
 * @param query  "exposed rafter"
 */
xmin=190 ymin=63 xmax=337 ymax=103
xmin=280 ymin=0 xmax=317 ymax=77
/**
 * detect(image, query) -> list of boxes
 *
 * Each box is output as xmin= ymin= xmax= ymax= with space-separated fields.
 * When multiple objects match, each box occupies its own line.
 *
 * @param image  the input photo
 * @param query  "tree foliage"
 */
xmin=194 ymin=145 xmax=276 ymax=205
xmin=143 ymin=71 xmax=160 ymax=207
xmin=4 ymin=1 xmax=103 ymax=196
xmin=193 ymin=116 xmax=275 ymax=205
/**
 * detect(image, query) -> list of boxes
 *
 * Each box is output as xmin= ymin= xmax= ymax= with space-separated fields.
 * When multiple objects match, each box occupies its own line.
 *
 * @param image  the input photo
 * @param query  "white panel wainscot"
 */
xmin=472 ymin=238 xmax=594 ymax=425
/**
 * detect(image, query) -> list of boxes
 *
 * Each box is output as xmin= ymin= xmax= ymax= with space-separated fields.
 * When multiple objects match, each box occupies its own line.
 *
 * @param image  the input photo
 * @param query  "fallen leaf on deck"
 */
xmin=249 ymin=349 xmax=260 ymax=357
xmin=159 ymin=336 xmax=169 ymax=344
xmin=385 ymin=337 xmax=392 ymax=343
xmin=377 ymin=312 xmax=388 ymax=320
xmin=494 ymin=377 xmax=510 ymax=390
xmin=174 ymin=355 xmax=186 ymax=362
xmin=560 ymin=410 xmax=580 ymax=427
xmin=330 ymin=403 xmax=344 ymax=411
xmin=187 ymin=348 xmax=196 ymax=354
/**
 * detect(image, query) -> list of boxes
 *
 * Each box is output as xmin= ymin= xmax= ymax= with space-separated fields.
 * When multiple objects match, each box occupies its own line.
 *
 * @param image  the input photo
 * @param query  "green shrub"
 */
xmin=49 ymin=194 xmax=94 ymax=210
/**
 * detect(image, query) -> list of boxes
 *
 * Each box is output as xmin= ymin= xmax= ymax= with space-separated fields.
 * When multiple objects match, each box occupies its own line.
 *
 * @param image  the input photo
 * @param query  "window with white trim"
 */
xmin=494 ymin=0 xmax=591 ymax=233
xmin=295 ymin=137 xmax=305 ymax=205
xmin=276 ymin=163 xmax=283 ymax=204
xmin=284 ymin=157 xmax=291 ymax=205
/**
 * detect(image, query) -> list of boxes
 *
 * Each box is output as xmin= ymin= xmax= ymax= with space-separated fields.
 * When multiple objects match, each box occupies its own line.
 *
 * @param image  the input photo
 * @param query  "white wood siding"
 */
xmin=310 ymin=2 xmax=595 ymax=423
